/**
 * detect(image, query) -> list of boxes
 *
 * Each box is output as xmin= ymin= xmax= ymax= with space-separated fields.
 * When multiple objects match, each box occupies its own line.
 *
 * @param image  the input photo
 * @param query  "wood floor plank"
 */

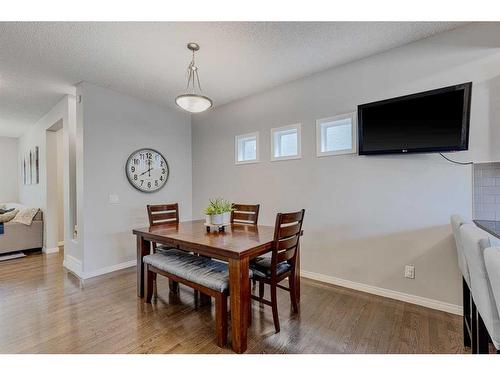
xmin=0 ymin=251 xmax=467 ymax=354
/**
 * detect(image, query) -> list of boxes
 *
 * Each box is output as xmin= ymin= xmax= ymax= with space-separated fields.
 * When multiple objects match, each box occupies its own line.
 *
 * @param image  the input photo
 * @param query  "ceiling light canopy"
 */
xmin=175 ymin=43 xmax=213 ymax=113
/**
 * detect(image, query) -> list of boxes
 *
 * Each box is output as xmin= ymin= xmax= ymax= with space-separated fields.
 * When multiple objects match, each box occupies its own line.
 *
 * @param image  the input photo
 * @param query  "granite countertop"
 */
xmin=474 ymin=220 xmax=500 ymax=239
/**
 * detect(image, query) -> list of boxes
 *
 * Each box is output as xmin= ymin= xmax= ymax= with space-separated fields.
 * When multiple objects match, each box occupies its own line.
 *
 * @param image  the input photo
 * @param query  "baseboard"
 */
xmin=81 ymin=259 xmax=137 ymax=280
xmin=300 ymin=270 xmax=462 ymax=316
xmin=44 ymin=247 xmax=60 ymax=254
xmin=63 ymin=254 xmax=83 ymax=278
xmin=58 ymin=241 xmax=64 ymax=247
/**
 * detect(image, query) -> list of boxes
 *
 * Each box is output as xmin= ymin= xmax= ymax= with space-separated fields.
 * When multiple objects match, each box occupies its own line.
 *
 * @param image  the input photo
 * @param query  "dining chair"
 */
xmin=450 ymin=214 xmax=473 ymax=348
xmin=231 ymin=203 xmax=260 ymax=225
xmin=147 ymin=203 xmax=179 ymax=252
xmin=147 ymin=203 xmax=180 ymax=293
xmin=231 ymin=203 xmax=260 ymax=286
xmin=484 ymin=246 xmax=500 ymax=354
xmin=460 ymin=223 xmax=500 ymax=353
xmin=250 ymin=209 xmax=305 ymax=333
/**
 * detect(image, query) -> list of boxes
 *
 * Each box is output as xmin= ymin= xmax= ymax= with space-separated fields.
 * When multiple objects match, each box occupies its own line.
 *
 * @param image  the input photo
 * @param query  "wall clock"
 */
xmin=126 ymin=148 xmax=169 ymax=193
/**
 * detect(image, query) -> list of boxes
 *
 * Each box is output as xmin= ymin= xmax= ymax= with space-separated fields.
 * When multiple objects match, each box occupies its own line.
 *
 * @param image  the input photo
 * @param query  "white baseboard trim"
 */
xmin=58 ymin=241 xmax=64 ymax=247
xmin=81 ymin=259 xmax=137 ymax=280
xmin=63 ymin=254 xmax=83 ymax=278
xmin=301 ymin=270 xmax=462 ymax=316
xmin=44 ymin=247 xmax=60 ymax=254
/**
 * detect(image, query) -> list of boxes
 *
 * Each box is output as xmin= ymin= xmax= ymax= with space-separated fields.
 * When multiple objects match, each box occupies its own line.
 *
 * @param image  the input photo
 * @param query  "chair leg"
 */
xmin=153 ymin=272 xmax=158 ymax=299
xmin=248 ymin=279 xmax=252 ymax=327
xmin=471 ymin=300 xmax=478 ymax=353
xmin=144 ymin=265 xmax=154 ymax=303
xmin=215 ymin=293 xmax=228 ymax=347
xmin=169 ymin=279 xmax=179 ymax=294
xmin=271 ymin=283 xmax=280 ymax=333
xmin=463 ymin=278 xmax=471 ymax=348
xmin=476 ymin=310 xmax=490 ymax=354
xmin=289 ymin=275 xmax=299 ymax=314
xmin=259 ymin=281 xmax=265 ymax=299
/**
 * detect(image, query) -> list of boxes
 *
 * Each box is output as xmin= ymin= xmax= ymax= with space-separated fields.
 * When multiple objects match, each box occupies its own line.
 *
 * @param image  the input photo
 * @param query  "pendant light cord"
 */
xmin=439 ymin=153 xmax=473 ymax=165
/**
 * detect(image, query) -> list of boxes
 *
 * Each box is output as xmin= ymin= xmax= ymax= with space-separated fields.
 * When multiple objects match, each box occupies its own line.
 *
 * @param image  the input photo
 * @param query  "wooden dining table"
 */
xmin=132 ymin=219 xmax=301 ymax=353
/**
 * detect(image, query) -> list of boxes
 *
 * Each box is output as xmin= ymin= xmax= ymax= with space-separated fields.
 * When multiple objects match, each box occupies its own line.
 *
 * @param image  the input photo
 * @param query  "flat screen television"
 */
xmin=358 ymin=82 xmax=472 ymax=155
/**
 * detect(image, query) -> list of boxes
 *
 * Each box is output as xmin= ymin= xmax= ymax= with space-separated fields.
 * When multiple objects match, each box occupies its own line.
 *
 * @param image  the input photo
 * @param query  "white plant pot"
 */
xmin=211 ymin=214 xmax=223 ymax=225
xmin=205 ymin=215 xmax=212 ymax=224
xmin=222 ymin=212 xmax=231 ymax=224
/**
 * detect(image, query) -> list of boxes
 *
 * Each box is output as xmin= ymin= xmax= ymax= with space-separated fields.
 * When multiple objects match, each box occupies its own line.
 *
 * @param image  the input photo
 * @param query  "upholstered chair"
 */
xmin=450 ymin=214 xmax=472 ymax=347
xmin=484 ymin=246 xmax=500 ymax=354
xmin=460 ymin=224 xmax=500 ymax=353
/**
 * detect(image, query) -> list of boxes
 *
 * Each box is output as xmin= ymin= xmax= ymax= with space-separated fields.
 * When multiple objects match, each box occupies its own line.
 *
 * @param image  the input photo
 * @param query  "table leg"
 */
xmin=136 ymin=235 xmax=150 ymax=298
xmin=229 ymin=257 xmax=250 ymax=353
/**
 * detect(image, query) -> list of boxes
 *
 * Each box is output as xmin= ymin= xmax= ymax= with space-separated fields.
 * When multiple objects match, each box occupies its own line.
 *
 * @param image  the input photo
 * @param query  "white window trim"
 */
xmin=270 ymin=123 xmax=302 ymax=161
xmin=235 ymin=131 xmax=260 ymax=165
xmin=316 ymin=112 xmax=357 ymax=157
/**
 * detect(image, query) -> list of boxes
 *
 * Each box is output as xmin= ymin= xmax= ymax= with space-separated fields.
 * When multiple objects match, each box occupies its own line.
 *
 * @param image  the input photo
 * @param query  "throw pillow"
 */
xmin=0 ymin=209 xmax=19 ymax=223
xmin=12 ymin=208 xmax=40 ymax=225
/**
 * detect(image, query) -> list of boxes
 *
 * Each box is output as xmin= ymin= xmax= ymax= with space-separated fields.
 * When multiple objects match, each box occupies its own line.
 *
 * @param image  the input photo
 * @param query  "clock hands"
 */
xmin=139 ymin=160 xmax=154 ymax=176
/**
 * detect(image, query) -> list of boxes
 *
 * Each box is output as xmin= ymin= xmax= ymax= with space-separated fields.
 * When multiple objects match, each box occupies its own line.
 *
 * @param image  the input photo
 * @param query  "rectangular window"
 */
xmin=235 ymin=132 xmax=259 ymax=164
xmin=316 ymin=112 xmax=356 ymax=157
xmin=271 ymin=124 xmax=301 ymax=161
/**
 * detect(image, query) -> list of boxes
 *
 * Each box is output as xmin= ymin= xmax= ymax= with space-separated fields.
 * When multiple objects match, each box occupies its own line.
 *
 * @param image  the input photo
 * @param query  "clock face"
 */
xmin=126 ymin=149 xmax=169 ymax=193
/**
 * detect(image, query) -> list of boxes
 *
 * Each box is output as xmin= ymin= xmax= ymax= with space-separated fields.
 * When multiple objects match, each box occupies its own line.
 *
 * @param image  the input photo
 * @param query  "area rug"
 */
xmin=0 ymin=252 xmax=26 ymax=262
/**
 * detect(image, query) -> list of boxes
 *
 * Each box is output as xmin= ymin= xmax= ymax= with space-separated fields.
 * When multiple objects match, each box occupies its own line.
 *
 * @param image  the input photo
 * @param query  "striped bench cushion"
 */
xmin=144 ymin=250 xmax=252 ymax=293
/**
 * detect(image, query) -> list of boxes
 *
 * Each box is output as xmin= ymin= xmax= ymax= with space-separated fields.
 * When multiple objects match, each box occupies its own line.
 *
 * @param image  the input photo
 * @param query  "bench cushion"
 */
xmin=144 ymin=250 xmax=251 ymax=293
xmin=250 ymin=255 xmax=291 ymax=278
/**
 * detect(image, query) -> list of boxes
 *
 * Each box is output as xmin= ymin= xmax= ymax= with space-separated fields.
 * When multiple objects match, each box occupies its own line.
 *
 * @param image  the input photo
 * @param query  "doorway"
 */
xmin=46 ymin=121 xmax=64 ymax=253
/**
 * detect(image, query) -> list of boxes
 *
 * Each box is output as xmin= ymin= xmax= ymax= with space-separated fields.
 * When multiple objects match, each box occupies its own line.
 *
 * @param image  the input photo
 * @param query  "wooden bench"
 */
xmin=143 ymin=249 xmax=252 ymax=347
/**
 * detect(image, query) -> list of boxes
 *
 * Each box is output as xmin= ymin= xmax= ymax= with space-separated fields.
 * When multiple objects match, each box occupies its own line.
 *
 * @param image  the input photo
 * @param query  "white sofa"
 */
xmin=0 ymin=203 xmax=43 ymax=255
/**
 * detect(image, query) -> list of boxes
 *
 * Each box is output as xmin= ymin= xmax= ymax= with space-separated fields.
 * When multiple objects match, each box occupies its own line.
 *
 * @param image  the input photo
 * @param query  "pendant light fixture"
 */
xmin=175 ymin=42 xmax=213 ymax=113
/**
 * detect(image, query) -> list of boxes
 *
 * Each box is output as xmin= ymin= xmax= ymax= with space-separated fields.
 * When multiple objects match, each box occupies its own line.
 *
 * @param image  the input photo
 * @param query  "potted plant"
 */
xmin=204 ymin=198 xmax=233 ymax=225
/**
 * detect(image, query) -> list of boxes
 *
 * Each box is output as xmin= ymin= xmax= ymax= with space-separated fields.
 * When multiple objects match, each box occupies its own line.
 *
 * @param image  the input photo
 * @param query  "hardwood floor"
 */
xmin=0 ymin=250 xmax=468 ymax=354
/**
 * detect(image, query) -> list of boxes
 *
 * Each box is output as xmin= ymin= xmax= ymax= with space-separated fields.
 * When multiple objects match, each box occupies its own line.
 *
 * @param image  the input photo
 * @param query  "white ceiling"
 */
xmin=0 ymin=22 xmax=467 ymax=137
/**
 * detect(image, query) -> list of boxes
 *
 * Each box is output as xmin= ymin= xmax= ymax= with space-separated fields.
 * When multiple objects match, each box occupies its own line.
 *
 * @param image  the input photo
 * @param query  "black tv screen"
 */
xmin=358 ymin=83 xmax=472 ymax=155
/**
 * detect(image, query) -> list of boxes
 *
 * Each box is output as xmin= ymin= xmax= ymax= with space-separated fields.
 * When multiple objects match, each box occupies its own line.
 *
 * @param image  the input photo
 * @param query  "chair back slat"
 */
xmin=147 ymin=203 xmax=179 ymax=226
xmin=280 ymin=211 xmax=304 ymax=224
xmin=270 ymin=209 xmax=305 ymax=275
xmin=450 ymin=214 xmax=470 ymax=284
xmin=231 ymin=203 xmax=260 ymax=225
xmin=277 ymin=248 xmax=296 ymax=263
xmin=277 ymin=236 xmax=299 ymax=251
xmin=279 ymin=222 xmax=302 ymax=238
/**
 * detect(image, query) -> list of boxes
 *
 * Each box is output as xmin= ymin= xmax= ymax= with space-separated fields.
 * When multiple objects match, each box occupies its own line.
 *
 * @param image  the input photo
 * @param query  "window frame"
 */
xmin=316 ymin=112 xmax=357 ymax=157
xmin=235 ymin=131 xmax=260 ymax=165
xmin=270 ymin=123 xmax=302 ymax=162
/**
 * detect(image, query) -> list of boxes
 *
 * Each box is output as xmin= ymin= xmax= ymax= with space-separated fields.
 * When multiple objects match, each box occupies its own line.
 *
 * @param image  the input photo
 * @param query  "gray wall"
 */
xmin=192 ymin=23 xmax=500 ymax=306
xmin=79 ymin=82 xmax=192 ymax=274
xmin=0 ymin=136 xmax=18 ymax=203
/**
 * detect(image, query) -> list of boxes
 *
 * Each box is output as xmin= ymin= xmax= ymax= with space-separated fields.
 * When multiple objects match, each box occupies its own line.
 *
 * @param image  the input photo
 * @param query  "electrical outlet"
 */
xmin=405 ymin=265 xmax=415 ymax=279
